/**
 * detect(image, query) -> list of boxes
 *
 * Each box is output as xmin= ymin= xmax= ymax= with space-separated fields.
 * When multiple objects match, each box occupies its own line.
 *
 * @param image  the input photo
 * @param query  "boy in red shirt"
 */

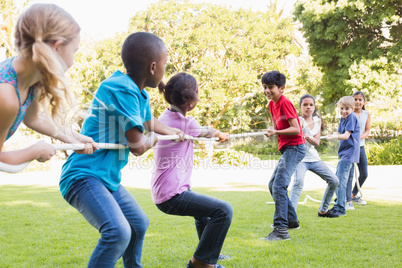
xmin=260 ymin=71 xmax=306 ymax=241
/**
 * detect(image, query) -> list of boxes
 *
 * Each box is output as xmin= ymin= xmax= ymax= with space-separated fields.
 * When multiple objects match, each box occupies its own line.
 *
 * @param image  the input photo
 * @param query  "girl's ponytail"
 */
xmin=159 ymin=73 xmax=198 ymax=108
xmin=14 ymin=4 xmax=80 ymax=126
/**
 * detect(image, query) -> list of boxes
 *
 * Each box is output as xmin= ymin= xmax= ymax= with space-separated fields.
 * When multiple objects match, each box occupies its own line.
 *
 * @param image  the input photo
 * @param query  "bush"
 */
xmin=233 ymin=141 xmax=280 ymax=156
xmin=366 ymin=138 xmax=402 ymax=165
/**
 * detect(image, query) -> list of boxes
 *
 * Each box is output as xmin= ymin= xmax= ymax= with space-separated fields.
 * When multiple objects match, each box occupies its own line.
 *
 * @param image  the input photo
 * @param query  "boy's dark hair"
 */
xmin=352 ymin=91 xmax=367 ymax=110
xmin=261 ymin=71 xmax=286 ymax=88
xmin=121 ymin=32 xmax=166 ymax=74
xmin=299 ymin=94 xmax=324 ymax=131
xmin=158 ymin=72 xmax=199 ymax=107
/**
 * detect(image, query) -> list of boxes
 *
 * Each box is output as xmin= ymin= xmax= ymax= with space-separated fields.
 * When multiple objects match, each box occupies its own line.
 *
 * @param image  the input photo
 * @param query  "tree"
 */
xmin=72 ymin=0 xmax=302 ymax=132
xmin=294 ymin=0 xmax=402 ymax=105
xmin=0 ymin=0 xmax=19 ymax=57
xmin=127 ymin=0 xmax=301 ymax=131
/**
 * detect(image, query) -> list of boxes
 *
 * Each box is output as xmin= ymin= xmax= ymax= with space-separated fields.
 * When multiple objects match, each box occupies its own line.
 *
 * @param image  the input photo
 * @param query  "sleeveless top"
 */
xmin=300 ymin=116 xmax=321 ymax=162
xmin=357 ymin=110 xmax=369 ymax=147
xmin=0 ymin=58 xmax=38 ymax=140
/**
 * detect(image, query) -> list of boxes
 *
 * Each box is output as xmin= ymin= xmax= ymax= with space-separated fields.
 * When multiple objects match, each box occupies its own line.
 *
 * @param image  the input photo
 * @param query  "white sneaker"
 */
xmin=352 ymin=196 xmax=367 ymax=205
xmin=346 ymin=202 xmax=355 ymax=210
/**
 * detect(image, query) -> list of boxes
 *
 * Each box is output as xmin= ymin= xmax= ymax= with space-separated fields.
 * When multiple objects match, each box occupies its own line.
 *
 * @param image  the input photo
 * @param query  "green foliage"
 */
xmin=366 ymin=138 xmax=402 ymax=165
xmin=213 ymin=150 xmax=253 ymax=166
xmin=70 ymin=0 xmax=303 ymax=131
xmin=294 ymin=0 xmax=402 ymax=105
xmin=234 ymin=140 xmax=281 ymax=157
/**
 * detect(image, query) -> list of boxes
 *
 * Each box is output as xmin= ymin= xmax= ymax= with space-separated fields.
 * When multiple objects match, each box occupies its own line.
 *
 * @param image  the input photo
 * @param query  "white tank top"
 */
xmin=357 ymin=110 xmax=369 ymax=146
xmin=300 ymin=116 xmax=321 ymax=162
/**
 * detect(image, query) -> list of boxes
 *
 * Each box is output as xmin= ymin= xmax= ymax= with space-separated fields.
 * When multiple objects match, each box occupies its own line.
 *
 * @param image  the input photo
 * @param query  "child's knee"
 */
xmin=223 ymin=202 xmax=234 ymax=221
xmin=101 ymin=221 xmax=132 ymax=250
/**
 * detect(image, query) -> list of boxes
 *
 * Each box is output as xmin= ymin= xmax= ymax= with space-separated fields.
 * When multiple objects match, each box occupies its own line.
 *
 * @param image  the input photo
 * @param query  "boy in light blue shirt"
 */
xmin=60 ymin=32 xmax=183 ymax=268
xmin=327 ymin=96 xmax=360 ymax=216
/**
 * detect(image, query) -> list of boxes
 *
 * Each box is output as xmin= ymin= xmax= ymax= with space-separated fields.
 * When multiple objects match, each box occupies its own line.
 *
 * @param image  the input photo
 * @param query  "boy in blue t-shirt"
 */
xmin=327 ymin=96 xmax=360 ymax=216
xmin=60 ymin=32 xmax=184 ymax=267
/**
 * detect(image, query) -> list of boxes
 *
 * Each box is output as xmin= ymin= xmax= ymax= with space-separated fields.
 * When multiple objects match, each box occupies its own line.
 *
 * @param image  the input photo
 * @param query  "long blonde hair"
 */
xmin=14 ymin=3 xmax=80 ymax=125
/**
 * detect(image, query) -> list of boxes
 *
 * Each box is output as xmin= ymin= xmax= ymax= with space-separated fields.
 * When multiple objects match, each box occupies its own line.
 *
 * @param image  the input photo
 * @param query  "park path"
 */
xmin=1 ymin=160 xmax=401 ymax=203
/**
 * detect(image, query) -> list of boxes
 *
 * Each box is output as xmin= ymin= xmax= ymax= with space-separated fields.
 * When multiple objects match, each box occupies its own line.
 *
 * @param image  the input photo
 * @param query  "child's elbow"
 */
xmin=129 ymin=145 xmax=148 ymax=156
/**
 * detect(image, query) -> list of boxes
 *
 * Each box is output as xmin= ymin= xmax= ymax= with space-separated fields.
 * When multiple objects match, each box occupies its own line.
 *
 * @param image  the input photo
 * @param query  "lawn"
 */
xmin=0 ymin=185 xmax=400 ymax=267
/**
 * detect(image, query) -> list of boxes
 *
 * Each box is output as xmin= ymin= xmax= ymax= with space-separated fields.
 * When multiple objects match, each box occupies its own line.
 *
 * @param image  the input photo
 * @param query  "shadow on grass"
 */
xmin=0 ymin=185 xmax=400 ymax=268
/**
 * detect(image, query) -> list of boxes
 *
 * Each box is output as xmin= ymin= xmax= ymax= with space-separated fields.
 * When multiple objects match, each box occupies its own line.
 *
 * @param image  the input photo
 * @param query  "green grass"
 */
xmin=0 ymin=185 xmax=401 ymax=267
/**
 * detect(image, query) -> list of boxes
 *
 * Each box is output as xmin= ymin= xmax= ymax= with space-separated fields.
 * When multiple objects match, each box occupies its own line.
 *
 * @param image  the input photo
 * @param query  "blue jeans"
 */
xmin=156 ymin=189 xmax=233 ymax=265
xmin=64 ymin=177 xmax=149 ymax=268
xmin=346 ymin=146 xmax=368 ymax=201
xmin=268 ymin=144 xmax=306 ymax=228
xmin=333 ymin=161 xmax=354 ymax=214
xmin=290 ymin=161 xmax=339 ymax=212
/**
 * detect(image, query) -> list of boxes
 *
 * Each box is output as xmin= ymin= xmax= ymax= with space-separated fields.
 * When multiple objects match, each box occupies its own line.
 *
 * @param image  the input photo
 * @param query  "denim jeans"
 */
xmin=333 ymin=161 xmax=354 ymax=214
xmin=64 ymin=177 xmax=149 ymax=268
xmin=346 ymin=146 xmax=369 ymax=201
xmin=268 ymin=144 xmax=306 ymax=228
xmin=290 ymin=161 xmax=339 ymax=212
xmin=156 ymin=189 xmax=233 ymax=265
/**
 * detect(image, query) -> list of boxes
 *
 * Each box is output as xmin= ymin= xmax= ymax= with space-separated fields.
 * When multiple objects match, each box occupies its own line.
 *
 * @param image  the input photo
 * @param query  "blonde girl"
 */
xmin=0 ymin=3 xmax=97 ymax=167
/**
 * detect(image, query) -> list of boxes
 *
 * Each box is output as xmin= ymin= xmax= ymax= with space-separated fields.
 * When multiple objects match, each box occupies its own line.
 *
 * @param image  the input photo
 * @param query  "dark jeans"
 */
xmin=347 ymin=146 xmax=369 ymax=201
xmin=268 ymin=144 xmax=306 ymax=228
xmin=64 ymin=177 xmax=149 ymax=268
xmin=156 ymin=189 xmax=233 ymax=264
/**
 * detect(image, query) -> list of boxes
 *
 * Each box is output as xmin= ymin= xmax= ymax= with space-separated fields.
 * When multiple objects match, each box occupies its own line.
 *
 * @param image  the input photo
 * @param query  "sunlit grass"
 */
xmin=0 ymin=185 xmax=400 ymax=267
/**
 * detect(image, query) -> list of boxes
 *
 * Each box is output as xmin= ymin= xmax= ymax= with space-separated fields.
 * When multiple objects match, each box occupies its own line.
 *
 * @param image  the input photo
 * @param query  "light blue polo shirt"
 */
xmin=60 ymin=70 xmax=152 ymax=197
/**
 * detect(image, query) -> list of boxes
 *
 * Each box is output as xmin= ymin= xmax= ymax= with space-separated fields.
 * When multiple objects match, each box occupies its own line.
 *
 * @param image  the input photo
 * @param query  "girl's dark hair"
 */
xmin=261 ymin=71 xmax=286 ymax=88
xmin=158 ymin=72 xmax=199 ymax=107
xmin=299 ymin=94 xmax=324 ymax=131
xmin=352 ymin=91 xmax=366 ymax=110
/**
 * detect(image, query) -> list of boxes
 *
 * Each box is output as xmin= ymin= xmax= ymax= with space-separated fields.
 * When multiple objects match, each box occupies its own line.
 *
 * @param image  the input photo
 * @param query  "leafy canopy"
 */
xmin=294 ymin=0 xmax=402 ymax=104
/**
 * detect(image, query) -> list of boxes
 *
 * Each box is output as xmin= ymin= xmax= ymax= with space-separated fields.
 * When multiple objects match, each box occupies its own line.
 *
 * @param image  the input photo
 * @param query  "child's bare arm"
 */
xmin=266 ymin=118 xmax=300 ymax=136
xmin=327 ymin=131 xmax=351 ymax=140
xmin=143 ymin=117 xmax=184 ymax=138
xmin=305 ymin=121 xmax=321 ymax=146
xmin=198 ymin=126 xmax=228 ymax=142
xmin=126 ymin=126 xmax=156 ymax=156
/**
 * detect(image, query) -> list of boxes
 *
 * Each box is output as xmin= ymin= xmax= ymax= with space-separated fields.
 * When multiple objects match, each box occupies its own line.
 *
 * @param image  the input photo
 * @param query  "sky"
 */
xmin=19 ymin=0 xmax=298 ymax=40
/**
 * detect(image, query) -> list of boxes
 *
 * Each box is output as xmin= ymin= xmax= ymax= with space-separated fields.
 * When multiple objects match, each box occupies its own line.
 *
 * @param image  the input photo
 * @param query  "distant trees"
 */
xmin=72 ymin=0 xmax=303 ymax=131
xmin=294 ymin=0 xmax=402 ymax=105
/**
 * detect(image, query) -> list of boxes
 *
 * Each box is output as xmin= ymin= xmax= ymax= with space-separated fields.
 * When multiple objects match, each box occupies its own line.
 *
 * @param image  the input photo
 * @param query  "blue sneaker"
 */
xmin=218 ymin=254 xmax=231 ymax=260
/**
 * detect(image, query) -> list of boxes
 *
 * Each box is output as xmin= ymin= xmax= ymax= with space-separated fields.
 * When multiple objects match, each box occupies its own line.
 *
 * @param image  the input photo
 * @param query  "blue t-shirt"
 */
xmin=338 ymin=112 xmax=360 ymax=163
xmin=60 ymin=70 xmax=152 ymax=197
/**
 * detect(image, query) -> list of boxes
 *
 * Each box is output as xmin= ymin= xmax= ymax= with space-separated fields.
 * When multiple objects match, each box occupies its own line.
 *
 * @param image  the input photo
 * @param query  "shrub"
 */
xmin=233 ymin=141 xmax=280 ymax=156
xmin=366 ymin=138 xmax=402 ymax=165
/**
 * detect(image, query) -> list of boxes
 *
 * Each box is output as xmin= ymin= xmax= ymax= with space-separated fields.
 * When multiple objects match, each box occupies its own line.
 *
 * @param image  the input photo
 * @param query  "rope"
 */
xmin=265 ymin=194 xmax=335 ymax=205
xmin=0 ymin=131 xmax=269 ymax=173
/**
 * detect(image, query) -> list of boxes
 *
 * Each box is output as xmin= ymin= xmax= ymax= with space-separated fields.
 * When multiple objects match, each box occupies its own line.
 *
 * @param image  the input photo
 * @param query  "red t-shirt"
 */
xmin=269 ymin=95 xmax=305 ymax=151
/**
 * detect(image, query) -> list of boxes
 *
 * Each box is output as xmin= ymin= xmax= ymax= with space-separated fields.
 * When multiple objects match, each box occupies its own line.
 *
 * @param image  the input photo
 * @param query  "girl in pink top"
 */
xmin=152 ymin=73 xmax=232 ymax=268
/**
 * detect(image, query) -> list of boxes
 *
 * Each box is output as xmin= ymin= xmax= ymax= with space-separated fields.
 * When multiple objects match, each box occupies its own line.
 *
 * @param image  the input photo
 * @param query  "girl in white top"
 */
xmin=346 ymin=91 xmax=371 ymax=206
xmin=289 ymin=94 xmax=340 ymax=218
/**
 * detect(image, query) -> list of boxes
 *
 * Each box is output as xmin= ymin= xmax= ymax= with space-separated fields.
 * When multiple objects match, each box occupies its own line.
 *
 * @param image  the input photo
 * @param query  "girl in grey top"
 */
xmin=346 ymin=91 xmax=371 ymax=206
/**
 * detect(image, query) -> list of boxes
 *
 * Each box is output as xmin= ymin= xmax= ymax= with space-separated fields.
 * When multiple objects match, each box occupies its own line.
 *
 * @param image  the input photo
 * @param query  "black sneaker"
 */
xmin=289 ymin=221 xmax=300 ymax=229
xmin=328 ymin=207 xmax=337 ymax=214
xmin=260 ymin=227 xmax=290 ymax=241
xmin=318 ymin=210 xmax=339 ymax=218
